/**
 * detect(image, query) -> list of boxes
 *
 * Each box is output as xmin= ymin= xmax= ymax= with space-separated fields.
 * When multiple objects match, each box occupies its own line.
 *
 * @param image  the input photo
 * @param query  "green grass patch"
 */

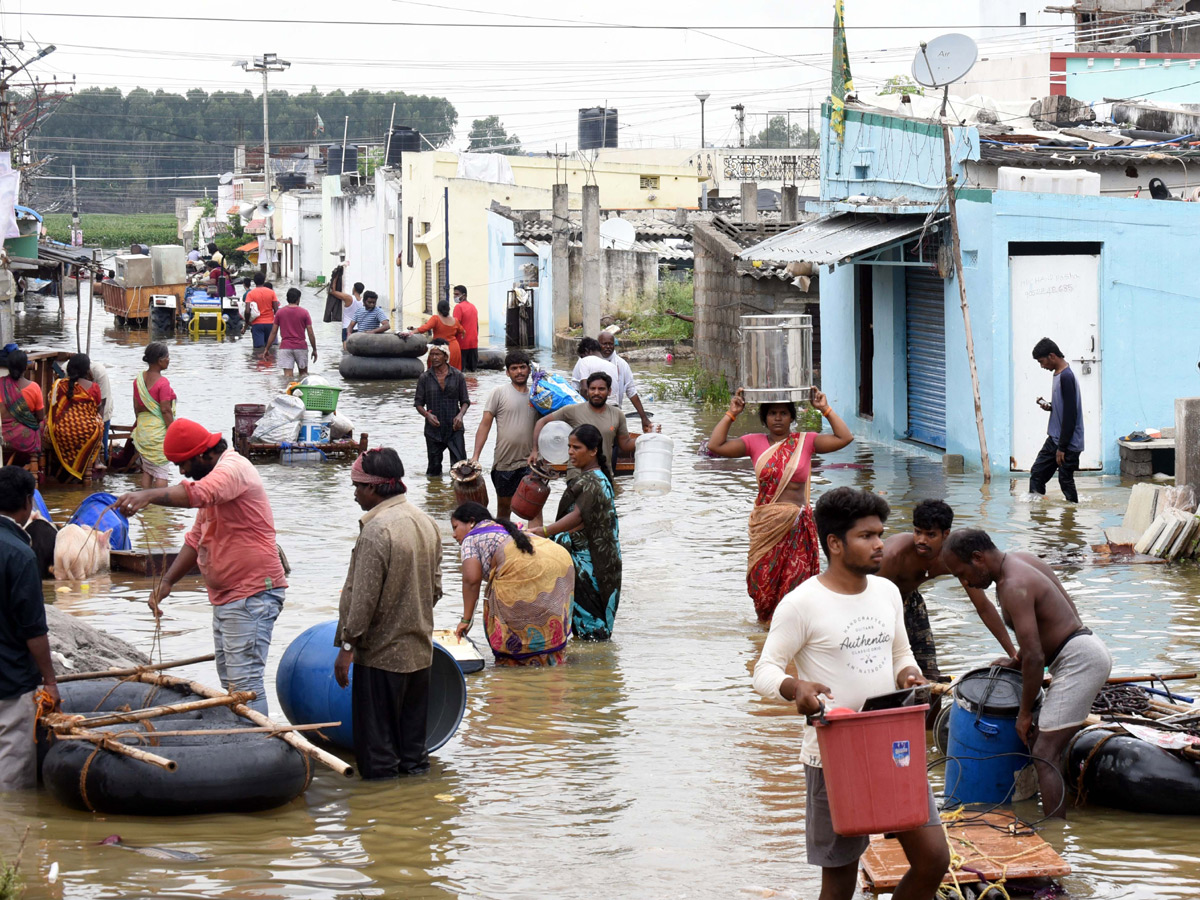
xmin=618 ymin=277 xmax=694 ymax=341
xmin=42 ymin=213 xmax=180 ymax=249
xmin=650 ymin=370 xmax=731 ymax=407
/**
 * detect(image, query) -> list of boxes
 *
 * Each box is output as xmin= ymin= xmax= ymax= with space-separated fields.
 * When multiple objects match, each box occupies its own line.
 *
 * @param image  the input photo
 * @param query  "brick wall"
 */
xmin=692 ymin=222 xmax=820 ymax=391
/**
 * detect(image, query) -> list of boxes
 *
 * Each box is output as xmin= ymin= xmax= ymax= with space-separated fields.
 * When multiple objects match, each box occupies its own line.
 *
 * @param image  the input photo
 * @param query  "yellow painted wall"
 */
xmin=396 ymin=152 xmax=703 ymax=335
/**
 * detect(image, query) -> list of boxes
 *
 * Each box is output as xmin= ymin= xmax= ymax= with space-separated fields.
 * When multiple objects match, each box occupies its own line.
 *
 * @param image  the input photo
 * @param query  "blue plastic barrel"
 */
xmin=66 ymin=493 xmax=132 ymax=551
xmin=276 ymin=620 xmax=466 ymax=753
xmin=945 ymin=667 xmax=1034 ymax=806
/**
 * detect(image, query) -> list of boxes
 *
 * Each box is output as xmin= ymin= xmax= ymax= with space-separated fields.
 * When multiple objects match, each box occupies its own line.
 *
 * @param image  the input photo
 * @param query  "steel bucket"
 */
xmin=740 ymin=313 xmax=814 ymax=403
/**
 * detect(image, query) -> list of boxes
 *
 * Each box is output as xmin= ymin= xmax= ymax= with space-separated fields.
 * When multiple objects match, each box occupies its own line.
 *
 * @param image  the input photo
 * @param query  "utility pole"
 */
xmin=237 ymin=53 xmax=290 ymax=242
xmin=70 ymin=165 xmax=82 ymax=246
xmin=731 ymin=103 xmax=745 ymax=148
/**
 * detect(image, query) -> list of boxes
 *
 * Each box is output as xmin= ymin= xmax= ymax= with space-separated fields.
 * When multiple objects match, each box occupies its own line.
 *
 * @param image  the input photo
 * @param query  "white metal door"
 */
xmin=1010 ymin=254 xmax=1102 ymax=471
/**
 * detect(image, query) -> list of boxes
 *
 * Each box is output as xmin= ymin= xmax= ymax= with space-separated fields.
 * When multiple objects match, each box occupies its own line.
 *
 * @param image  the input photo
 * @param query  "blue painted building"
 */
xmin=739 ymin=105 xmax=1200 ymax=475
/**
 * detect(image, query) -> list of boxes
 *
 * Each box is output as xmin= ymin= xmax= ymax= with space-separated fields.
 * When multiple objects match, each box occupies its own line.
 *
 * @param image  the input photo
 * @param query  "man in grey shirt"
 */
xmin=470 ymin=349 xmax=540 ymax=523
xmin=1030 ymin=337 xmax=1083 ymax=503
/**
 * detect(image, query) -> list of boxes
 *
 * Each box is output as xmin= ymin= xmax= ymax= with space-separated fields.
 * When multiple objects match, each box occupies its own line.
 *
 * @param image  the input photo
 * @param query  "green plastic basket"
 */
xmin=293 ymin=384 xmax=343 ymax=413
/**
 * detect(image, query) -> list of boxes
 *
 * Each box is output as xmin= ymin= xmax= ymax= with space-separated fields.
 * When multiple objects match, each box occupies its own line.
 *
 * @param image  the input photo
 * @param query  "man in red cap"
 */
xmin=117 ymin=418 xmax=287 ymax=715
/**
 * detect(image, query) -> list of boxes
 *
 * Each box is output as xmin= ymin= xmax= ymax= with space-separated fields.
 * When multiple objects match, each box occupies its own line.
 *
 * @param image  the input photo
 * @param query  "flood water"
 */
xmin=3 ymin=284 xmax=1200 ymax=899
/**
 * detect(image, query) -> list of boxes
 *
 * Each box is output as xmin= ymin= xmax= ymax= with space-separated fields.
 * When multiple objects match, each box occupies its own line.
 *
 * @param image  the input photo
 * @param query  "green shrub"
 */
xmin=619 ymin=276 xmax=694 ymax=341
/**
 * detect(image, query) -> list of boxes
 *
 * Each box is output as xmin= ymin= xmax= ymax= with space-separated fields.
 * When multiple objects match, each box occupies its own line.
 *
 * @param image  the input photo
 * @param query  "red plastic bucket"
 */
xmin=814 ymin=704 xmax=930 ymax=836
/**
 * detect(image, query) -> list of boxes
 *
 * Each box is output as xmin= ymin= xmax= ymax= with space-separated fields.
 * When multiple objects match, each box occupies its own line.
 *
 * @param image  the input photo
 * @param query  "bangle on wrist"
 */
xmin=725 ymin=410 xmax=738 ymax=422
xmin=820 ymin=406 xmax=833 ymax=418
xmin=459 ymin=616 xmax=471 ymax=625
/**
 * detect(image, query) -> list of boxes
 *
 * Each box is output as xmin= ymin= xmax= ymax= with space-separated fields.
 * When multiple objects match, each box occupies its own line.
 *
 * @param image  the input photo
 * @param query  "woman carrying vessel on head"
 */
xmin=707 ymin=387 xmax=853 ymax=622
xmin=0 ymin=348 xmax=44 ymax=465
xmin=132 ymin=342 xmax=177 ymax=488
xmin=529 ymin=424 xmax=621 ymax=641
xmin=451 ymin=501 xmax=574 ymax=666
xmin=46 ymin=353 xmax=104 ymax=482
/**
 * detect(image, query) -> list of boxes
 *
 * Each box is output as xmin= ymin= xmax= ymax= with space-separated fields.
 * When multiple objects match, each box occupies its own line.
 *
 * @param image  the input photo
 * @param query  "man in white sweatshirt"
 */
xmin=753 ymin=486 xmax=950 ymax=900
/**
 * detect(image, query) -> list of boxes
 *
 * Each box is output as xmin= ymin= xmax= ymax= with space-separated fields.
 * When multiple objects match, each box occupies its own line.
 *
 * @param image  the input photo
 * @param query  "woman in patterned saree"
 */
xmin=132 ymin=342 xmax=177 ymax=488
xmin=46 ymin=353 xmax=104 ymax=482
xmin=708 ymin=387 xmax=853 ymax=622
xmin=0 ymin=349 xmax=44 ymax=465
xmin=451 ymin=502 xmax=574 ymax=666
xmin=530 ymin=424 xmax=621 ymax=641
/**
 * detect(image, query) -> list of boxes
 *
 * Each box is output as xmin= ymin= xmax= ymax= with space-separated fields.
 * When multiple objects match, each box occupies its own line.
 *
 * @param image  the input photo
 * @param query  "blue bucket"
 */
xmin=276 ymin=620 xmax=466 ymax=753
xmin=66 ymin=492 xmax=132 ymax=551
xmin=945 ymin=666 xmax=1033 ymax=806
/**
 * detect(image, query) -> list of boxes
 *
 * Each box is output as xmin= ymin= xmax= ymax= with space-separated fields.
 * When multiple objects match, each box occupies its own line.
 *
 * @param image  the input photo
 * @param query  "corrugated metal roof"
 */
xmin=521 ymin=237 xmax=693 ymax=262
xmin=737 ymin=213 xmax=939 ymax=267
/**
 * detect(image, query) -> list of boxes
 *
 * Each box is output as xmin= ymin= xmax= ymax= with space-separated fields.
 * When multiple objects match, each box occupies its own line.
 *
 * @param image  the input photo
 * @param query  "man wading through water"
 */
xmin=943 ymin=528 xmax=1112 ymax=819
xmin=753 ymin=487 xmax=949 ymax=899
xmin=1029 ymin=337 xmax=1083 ymax=503
xmin=413 ymin=339 xmax=469 ymax=477
xmin=878 ymin=499 xmax=1017 ymax=681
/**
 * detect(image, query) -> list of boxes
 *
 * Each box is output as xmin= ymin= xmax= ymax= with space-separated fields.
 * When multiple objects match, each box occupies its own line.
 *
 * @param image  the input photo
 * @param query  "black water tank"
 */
xmin=327 ymin=144 xmax=359 ymax=176
xmin=387 ymin=126 xmax=422 ymax=166
xmin=579 ymin=108 xmax=618 ymax=150
xmin=276 ymin=172 xmax=307 ymax=191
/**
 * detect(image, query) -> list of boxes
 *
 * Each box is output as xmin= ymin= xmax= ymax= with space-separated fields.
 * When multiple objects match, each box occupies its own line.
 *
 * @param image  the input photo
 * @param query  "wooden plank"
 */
xmin=861 ymin=812 xmax=1071 ymax=892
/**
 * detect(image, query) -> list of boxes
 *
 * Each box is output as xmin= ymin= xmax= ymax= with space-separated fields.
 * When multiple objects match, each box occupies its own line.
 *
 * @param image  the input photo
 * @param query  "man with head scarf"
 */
xmin=335 ymin=447 xmax=442 ymax=778
xmin=116 ymin=418 xmax=287 ymax=715
xmin=413 ymin=339 xmax=470 ymax=477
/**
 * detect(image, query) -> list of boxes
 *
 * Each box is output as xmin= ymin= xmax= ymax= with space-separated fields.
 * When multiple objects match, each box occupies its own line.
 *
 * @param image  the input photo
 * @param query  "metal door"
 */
xmin=1010 ymin=254 xmax=1101 ymax=470
xmin=905 ymin=267 xmax=947 ymax=448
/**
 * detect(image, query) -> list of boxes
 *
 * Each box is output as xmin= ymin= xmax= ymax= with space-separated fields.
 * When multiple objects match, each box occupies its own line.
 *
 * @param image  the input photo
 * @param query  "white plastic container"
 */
xmin=538 ymin=420 xmax=572 ymax=465
xmin=298 ymin=410 xmax=331 ymax=444
xmin=633 ymin=433 xmax=674 ymax=495
xmin=996 ymin=167 xmax=1101 ymax=196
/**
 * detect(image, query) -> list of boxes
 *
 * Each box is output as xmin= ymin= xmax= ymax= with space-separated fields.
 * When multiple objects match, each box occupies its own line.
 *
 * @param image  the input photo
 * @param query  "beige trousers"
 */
xmin=0 ymin=689 xmax=37 ymax=790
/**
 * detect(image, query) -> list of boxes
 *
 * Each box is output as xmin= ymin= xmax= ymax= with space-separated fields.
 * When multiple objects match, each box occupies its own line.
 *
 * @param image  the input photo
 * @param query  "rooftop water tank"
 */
xmin=387 ymin=126 xmax=422 ymax=166
xmin=996 ymin=166 xmax=1101 ymax=196
xmin=579 ymin=107 xmax=618 ymax=150
xmin=327 ymin=144 xmax=359 ymax=176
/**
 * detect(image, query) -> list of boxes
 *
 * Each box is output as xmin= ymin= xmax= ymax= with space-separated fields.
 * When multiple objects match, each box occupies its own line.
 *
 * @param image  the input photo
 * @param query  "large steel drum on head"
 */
xmin=740 ymin=313 xmax=814 ymax=403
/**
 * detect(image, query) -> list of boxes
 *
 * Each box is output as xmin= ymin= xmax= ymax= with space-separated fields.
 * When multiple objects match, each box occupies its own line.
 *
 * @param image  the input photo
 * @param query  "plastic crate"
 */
xmin=292 ymin=384 xmax=343 ymax=413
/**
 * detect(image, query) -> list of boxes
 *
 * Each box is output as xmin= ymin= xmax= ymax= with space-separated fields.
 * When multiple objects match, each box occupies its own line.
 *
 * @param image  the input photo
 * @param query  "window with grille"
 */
xmin=437 ymin=260 xmax=449 ymax=308
xmin=639 ymin=175 xmax=660 ymax=190
xmin=424 ymin=259 xmax=433 ymax=314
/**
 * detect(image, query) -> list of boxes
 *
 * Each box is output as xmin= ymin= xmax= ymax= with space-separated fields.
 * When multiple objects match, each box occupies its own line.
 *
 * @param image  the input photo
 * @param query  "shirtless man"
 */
xmin=943 ymin=528 xmax=1112 ymax=818
xmin=879 ymin=500 xmax=1016 ymax=680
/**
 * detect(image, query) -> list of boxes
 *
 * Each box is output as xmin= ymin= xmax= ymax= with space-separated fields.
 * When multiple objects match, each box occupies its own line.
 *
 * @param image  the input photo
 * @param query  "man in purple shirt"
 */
xmin=267 ymin=288 xmax=317 ymax=378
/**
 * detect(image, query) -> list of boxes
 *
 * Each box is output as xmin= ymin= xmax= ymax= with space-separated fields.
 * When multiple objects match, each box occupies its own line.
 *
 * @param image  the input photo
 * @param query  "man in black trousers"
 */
xmin=1029 ymin=337 xmax=1084 ymax=503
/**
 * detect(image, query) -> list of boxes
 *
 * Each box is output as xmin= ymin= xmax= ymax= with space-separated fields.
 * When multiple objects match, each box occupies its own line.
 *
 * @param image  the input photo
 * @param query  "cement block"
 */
xmin=1123 ymin=482 xmax=1161 ymax=533
xmin=942 ymin=454 xmax=965 ymax=473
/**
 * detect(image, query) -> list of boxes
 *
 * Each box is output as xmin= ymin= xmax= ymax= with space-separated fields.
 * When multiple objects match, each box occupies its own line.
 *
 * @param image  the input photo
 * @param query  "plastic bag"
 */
xmin=1161 ymin=484 xmax=1197 ymax=514
xmin=327 ymin=413 xmax=354 ymax=440
xmin=529 ymin=369 xmax=584 ymax=417
xmin=252 ymin=394 xmax=305 ymax=443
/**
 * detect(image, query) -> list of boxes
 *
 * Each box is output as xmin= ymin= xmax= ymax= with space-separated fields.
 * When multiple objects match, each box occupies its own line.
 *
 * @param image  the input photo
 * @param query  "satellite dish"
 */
xmin=256 ymin=198 xmax=276 ymax=216
xmin=218 ymin=172 xmax=234 ymax=185
xmin=911 ymin=33 xmax=978 ymax=88
xmin=599 ymin=217 xmax=636 ymax=251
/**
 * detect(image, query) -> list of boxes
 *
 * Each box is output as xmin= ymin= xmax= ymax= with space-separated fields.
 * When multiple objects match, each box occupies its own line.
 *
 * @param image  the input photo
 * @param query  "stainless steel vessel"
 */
xmin=740 ymin=313 xmax=814 ymax=403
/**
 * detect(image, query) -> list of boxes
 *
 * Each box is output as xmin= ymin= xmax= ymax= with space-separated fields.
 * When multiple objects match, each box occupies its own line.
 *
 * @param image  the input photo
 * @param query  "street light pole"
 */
xmin=238 ymin=53 xmax=290 ymax=243
xmin=695 ymin=92 xmax=710 ymax=149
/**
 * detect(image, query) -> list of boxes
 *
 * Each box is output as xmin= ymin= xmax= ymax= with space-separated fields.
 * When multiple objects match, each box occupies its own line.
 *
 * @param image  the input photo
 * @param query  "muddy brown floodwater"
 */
xmin=2 ymin=285 xmax=1200 ymax=899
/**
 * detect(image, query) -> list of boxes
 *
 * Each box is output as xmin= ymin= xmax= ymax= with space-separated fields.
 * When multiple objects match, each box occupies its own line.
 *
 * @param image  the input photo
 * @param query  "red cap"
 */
xmin=163 ymin=418 xmax=222 ymax=463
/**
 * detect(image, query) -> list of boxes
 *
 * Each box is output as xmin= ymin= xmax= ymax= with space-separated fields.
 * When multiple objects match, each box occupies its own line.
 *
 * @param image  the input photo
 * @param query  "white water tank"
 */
xmin=150 ymin=245 xmax=186 ymax=284
xmin=996 ymin=167 xmax=1101 ymax=196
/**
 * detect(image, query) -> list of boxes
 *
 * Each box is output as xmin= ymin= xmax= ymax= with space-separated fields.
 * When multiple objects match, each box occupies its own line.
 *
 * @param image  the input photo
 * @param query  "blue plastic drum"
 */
xmin=276 ymin=620 xmax=466 ymax=753
xmin=945 ymin=666 xmax=1036 ymax=806
xmin=66 ymin=492 xmax=132 ymax=551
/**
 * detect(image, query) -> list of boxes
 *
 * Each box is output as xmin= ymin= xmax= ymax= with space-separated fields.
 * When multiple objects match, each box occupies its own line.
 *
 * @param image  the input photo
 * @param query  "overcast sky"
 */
xmin=13 ymin=1 xmax=1073 ymax=152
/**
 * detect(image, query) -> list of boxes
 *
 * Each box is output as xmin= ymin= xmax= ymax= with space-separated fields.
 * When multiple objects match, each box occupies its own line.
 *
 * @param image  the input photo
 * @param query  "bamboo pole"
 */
xmin=1106 ymin=673 xmax=1196 ymax=685
xmin=940 ymin=117 xmax=992 ymax=482
xmin=57 ymin=654 xmax=217 ymax=684
xmin=131 ymin=672 xmax=354 ymax=778
xmin=56 ymin=722 xmax=341 ymax=740
xmin=70 ymin=733 xmax=176 ymax=771
xmin=47 ymin=692 xmax=256 ymax=732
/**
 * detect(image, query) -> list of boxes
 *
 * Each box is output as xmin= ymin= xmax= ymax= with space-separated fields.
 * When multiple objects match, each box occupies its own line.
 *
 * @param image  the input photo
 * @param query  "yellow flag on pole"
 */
xmin=831 ymin=0 xmax=854 ymax=142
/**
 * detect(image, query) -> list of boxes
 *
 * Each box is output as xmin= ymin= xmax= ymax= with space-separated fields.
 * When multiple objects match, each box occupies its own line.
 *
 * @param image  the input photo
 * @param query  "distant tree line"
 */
xmin=27 ymin=87 xmax=458 ymax=213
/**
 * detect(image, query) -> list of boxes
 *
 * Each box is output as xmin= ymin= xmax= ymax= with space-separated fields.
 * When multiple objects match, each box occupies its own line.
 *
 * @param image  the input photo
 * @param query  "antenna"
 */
xmin=911 ymin=33 xmax=978 ymax=118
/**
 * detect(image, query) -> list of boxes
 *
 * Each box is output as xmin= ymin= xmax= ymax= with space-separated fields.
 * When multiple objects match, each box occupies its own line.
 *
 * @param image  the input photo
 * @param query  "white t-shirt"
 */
xmin=571 ymin=355 xmax=621 ymax=405
xmin=752 ymin=574 xmax=917 ymax=768
xmin=342 ymin=298 xmax=363 ymax=330
xmin=605 ymin=351 xmax=639 ymax=407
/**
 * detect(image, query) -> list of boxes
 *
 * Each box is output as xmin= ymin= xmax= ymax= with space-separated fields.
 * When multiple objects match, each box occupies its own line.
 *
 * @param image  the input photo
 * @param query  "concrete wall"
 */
xmin=818 ymin=188 xmax=1200 ymax=474
xmin=1057 ymin=53 xmax=1200 ymax=104
xmin=693 ymin=223 xmax=820 ymax=390
xmin=322 ymin=177 xmax=388 ymax=320
xmin=956 ymin=53 xmax=1051 ymax=102
xmin=567 ymin=247 xmax=658 ymax=323
xmin=820 ymin=107 xmax=976 ymax=206
xmin=486 ymin=211 xmax=556 ymax=349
